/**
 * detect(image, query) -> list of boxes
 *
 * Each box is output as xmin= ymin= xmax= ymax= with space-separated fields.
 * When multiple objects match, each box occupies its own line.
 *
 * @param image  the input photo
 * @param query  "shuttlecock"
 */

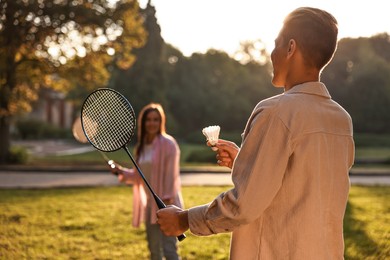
xmin=202 ymin=125 xmax=220 ymax=151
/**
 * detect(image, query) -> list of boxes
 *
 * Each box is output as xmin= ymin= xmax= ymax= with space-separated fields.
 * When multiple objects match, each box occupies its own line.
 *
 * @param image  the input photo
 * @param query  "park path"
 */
xmin=0 ymin=170 xmax=389 ymax=189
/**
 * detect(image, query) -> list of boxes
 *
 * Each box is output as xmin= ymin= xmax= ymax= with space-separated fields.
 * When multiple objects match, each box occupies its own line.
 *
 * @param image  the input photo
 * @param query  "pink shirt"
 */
xmin=121 ymin=134 xmax=184 ymax=227
xmin=188 ymin=82 xmax=355 ymax=259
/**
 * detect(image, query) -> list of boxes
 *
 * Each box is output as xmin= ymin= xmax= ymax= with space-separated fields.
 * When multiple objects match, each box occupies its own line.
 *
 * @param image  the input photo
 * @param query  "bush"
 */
xmin=184 ymin=130 xmax=243 ymax=145
xmin=7 ymin=146 xmax=29 ymax=164
xmin=15 ymin=119 xmax=71 ymax=139
xmin=184 ymin=130 xmax=208 ymax=144
xmin=354 ymin=133 xmax=390 ymax=147
xmin=186 ymin=147 xmax=216 ymax=163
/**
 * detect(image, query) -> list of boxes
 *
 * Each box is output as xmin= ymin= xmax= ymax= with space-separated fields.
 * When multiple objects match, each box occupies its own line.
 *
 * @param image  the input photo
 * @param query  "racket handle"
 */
xmin=177 ymin=233 xmax=186 ymax=241
xmin=155 ymin=195 xmax=166 ymax=209
xmin=154 ymin=195 xmax=187 ymax=241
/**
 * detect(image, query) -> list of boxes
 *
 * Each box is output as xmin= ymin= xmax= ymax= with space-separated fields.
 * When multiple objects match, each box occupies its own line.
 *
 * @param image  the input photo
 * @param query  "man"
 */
xmin=157 ymin=7 xmax=355 ymax=259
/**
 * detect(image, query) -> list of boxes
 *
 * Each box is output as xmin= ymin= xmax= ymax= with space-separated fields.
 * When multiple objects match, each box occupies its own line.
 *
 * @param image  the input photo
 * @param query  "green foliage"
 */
xmin=30 ymin=149 xmax=135 ymax=167
xmin=185 ymin=147 xmax=216 ymax=164
xmin=28 ymin=143 xmax=214 ymax=166
xmin=354 ymin=133 xmax=390 ymax=147
xmin=109 ymin=3 xmax=170 ymax=115
xmin=0 ymin=186 xmax=388 ymax=259
xmin=0 ymin=0 xmax=146 ymax=115
xmin=324 ymin=34 xmax=390 ymax=134
xmin=20 ymin=139 xmax=390 ymax=169
xmin=110 ymin=4 xmax=279 ymax=141
xmin=3 ymin=1 xmax=390 ymax=166
xmin=6 ymin=146 xmax=29 ymax=164
xmin=164 ymin=50 xmax=279 ymax=139
xmin=15 ymin=119 xmax=71 ymax=139
xmin=111 ymin=11 xmax=390 ymax=142
xmin=353 ymin=133 xmax=390 ymax=165
xmin=0 ymin=0 xmax=147 ymax=163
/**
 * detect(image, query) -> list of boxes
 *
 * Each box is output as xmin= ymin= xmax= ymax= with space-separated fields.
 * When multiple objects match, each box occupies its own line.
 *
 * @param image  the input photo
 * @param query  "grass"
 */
xmin=0 ymin=185 xmax=389 ymax=259
xmin=344 ymin=186 xmax=390 ymax=259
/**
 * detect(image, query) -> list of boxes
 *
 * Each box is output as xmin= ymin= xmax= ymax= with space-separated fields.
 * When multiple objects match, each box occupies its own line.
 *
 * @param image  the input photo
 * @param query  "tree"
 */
xmin=110 ymin=1 xmax=171 ymax=114
xmin=233 ymin=39 xmax=269 ymax=65
xmin=0 ymin=0 xmax=146 ymax=163
xmin=168 ymin=49 xmax=277 ymax=140
xmin=323 ymin=34 xmax=390 ymax=133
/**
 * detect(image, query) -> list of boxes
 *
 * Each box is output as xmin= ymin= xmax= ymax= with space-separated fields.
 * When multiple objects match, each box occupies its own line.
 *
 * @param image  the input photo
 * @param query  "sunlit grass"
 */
xmin=0 ymin=186 xmax=230 ymax=260
xmin=0 ymin=185 xmax=389 ymax=259
xmin=344 ymin=186 xmax=390 ymax=259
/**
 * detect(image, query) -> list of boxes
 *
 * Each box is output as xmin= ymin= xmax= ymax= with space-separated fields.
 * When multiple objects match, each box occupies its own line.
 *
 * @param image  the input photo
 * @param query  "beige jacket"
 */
xmin=189 ymin=82 xmax=355 ymax=259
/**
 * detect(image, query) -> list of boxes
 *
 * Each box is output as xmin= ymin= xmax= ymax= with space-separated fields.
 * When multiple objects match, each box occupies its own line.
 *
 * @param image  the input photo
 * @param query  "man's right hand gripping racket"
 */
xmin=80 ymin=88 xmax=186 ymax=242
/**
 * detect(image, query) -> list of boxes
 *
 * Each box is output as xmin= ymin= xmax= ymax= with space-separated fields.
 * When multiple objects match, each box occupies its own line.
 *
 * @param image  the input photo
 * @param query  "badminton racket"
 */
xmin=72 ymin=116 xmax=117 ymax=173
xmin=80 ymin=88 xmax=186 ymax=241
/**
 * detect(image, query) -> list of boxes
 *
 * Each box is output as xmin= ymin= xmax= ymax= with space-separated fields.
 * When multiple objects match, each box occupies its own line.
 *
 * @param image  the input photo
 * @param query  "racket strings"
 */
xmin=82 ymin=90 xmax=136 ymax=152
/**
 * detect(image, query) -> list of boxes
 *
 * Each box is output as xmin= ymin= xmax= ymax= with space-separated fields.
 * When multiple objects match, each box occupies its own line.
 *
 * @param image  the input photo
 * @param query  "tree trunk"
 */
xmin=0 ymin=115 xmax=11 ymax=164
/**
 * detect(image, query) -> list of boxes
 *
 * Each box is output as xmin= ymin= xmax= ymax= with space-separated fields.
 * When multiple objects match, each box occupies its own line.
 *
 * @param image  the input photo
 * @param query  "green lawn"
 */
xmin=344 ymin=186 xmax=390 ymax=260
xmin=0 ymin=185 xmax=389 ymax=259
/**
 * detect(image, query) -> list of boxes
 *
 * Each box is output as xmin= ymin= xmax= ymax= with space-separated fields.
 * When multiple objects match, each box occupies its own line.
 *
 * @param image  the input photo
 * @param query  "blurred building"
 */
xmin=29 ymin=88 xmax=74 ymax=129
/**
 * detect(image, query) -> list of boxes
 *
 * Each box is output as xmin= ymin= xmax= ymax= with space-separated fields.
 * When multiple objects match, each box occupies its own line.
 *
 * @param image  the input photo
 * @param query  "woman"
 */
xmin=110 ymin=103 xmax=183 ymax=260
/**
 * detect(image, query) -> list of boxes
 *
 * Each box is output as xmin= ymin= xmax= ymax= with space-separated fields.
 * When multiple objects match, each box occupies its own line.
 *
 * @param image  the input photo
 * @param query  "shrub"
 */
xmin=184 ymin=130 xmax=243 ymax=145
xmin=15 ymin=119 xmax=70 ymax=139
xmin=7 ymin=146 xmax=29 ymax=164
xmin=186 ymin=147 xmax=216 ymax=163
xmin=354 ymin=133 xmax=390 ymax=147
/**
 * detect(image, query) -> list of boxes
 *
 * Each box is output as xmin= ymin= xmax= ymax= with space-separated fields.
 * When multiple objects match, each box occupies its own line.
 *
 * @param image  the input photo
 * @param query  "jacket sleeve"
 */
xmin=120 ymin=167 xmax=141 ymax=185
xmin=189 ymin=103 xmax=292 ymax=235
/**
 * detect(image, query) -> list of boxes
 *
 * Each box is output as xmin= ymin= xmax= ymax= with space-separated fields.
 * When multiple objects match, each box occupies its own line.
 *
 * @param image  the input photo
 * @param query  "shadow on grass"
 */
xmin=344 ymin=201 xmax=379 ymax=259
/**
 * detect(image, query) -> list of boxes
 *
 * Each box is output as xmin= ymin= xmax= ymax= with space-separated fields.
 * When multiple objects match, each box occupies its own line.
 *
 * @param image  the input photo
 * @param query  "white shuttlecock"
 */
xmin=202 ymin=125 xmax=220 ymax=151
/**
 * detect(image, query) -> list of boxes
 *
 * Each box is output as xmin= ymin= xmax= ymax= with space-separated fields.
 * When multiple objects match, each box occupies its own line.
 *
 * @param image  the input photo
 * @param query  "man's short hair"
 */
xmin=282 ymin=7 xmax=338 ymax=70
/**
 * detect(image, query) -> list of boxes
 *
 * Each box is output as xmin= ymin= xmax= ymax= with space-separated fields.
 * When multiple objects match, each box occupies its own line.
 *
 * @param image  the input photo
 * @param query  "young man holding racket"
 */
xmin=157 ymin=7 xmax=354 ymax=259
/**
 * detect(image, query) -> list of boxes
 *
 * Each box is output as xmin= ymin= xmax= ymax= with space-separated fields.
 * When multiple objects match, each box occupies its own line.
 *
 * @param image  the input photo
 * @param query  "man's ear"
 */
xmin=287 ymin=39 xmax=296 ymax=57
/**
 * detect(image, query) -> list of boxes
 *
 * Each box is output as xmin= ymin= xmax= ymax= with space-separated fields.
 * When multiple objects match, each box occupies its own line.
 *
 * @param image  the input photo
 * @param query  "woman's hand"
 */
xmin=108 ymin=161 xmax=125 ymax=180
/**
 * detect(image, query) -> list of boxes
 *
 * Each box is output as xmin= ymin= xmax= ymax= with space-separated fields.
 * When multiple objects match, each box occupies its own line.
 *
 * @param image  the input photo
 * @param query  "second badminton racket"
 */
xmin=72 ymin=115 xmax=117 ymax=172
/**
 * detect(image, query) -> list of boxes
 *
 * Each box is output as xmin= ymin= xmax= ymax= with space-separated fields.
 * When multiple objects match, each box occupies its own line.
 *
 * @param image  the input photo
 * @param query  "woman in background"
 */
xmin=110 ymin=103 xmax=183 ymax=260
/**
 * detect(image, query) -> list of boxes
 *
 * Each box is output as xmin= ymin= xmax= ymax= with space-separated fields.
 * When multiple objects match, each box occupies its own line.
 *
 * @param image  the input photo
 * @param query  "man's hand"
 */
xmin=212 ymin=139 xmax=239 ymax=169
xmin=156 ymin=205 xmax=189 ymax=237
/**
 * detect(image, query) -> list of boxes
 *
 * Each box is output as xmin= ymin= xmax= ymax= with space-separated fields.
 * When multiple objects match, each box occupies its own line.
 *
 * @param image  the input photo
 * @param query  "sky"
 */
xmin=139 ymin=0 xmax=390 ymax=56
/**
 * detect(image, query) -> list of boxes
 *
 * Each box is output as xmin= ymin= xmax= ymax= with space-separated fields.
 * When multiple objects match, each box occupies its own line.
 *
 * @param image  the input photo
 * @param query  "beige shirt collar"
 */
xmin=285 ymin=81 xmax=331 ymax=98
